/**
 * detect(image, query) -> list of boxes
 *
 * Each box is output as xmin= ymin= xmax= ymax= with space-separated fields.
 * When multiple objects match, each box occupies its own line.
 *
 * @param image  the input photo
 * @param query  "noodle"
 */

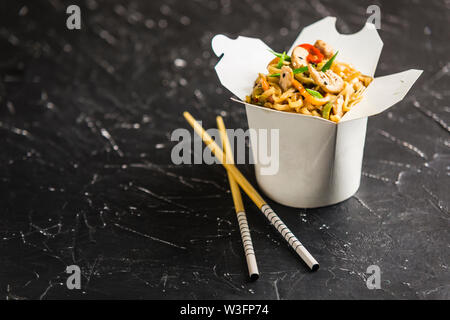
xmin=247 ymin=40 xmax=373 ymax=122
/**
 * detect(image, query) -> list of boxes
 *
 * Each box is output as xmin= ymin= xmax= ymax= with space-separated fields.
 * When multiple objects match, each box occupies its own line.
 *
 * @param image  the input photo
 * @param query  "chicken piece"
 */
xmin=308 ymin=64 xmax=344 ymax=94
xmin=314 ymin=40 xmax=334 ymax=59
xmin=279 ymin=66 xmax=294 ymax=92
xmin=332 ymin=95 xmax=344 ymax=118
xmin=291 ymin=46 xmax=309 ymax=69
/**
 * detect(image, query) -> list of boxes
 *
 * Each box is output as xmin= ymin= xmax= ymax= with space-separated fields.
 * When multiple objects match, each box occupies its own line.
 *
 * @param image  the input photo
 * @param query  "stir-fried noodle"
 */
xmin=246 ymin=40 xmax=373 ymax=122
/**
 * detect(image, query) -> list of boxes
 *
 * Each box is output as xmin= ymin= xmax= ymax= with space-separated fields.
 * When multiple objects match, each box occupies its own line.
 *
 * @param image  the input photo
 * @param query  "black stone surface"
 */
xmin=0 ymin=0 xmax=449 ymax=300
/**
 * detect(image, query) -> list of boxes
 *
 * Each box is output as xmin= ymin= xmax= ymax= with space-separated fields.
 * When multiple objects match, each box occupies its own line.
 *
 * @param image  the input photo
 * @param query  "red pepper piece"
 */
xmin=298 ymin=44 xmax=324 ymax=64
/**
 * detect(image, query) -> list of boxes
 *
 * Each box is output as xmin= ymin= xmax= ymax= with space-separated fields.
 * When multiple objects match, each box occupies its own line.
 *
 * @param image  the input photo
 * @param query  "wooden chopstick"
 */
xmin=216 ymin=116 xmax=259 ymax=281
xmin=183 ymin=111 xmax=319 ymax=271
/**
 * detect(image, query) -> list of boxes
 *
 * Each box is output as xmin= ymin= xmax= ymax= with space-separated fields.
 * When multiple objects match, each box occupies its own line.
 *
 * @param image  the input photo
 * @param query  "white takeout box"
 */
xmin=211 ymin=17 xmax=422 ymax=208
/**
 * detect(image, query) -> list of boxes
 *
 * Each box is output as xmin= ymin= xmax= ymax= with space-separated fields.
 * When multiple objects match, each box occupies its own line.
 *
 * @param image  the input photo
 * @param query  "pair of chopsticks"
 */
xmin=183 ymin=112 xmax=319 ymax=280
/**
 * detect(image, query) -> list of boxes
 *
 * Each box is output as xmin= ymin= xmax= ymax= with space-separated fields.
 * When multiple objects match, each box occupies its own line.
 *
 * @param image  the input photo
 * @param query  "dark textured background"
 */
xmin=0 ymin=0 xmax=449 ymax=299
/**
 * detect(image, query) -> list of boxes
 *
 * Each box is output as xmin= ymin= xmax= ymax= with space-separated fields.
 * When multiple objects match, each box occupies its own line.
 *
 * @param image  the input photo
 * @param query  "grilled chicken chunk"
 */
xmin=279 ymin=66 xmax=294 ymax=92
xmin=332 ymin=95 xmax=344 ymax=118
xmin=291 ymin=46 xmax=309 ymax=69
xmin=314 ymin=40 xmax=334 ymax=59
xmin=308 ymin=64 xmax=344 ymax=94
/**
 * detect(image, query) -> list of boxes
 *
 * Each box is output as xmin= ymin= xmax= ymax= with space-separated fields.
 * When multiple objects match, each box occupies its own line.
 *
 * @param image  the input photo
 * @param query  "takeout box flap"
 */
xmin=212 ymin=34 xmax=274 ymax=100
xmin=342 ymin=69 xmax=423 ymax=121
xmin=212 ymin=17 xmax=422 ymax=123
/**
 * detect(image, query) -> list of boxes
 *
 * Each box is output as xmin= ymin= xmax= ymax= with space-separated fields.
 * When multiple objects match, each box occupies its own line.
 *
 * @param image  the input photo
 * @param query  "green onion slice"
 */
xmin=321 ymin=51 xmax=338 ymax=72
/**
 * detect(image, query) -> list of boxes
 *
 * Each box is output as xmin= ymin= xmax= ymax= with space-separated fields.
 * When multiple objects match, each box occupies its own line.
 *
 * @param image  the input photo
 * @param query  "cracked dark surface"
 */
xmin=0 ymin=0 xmax=449 ymax=299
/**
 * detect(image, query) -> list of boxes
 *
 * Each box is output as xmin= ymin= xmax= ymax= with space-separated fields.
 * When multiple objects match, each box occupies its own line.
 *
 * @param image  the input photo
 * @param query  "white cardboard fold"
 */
xmin=212 ymin=35 xmax=274 ymax=101
xmin=342 ymin=69 xmax=423 ymax=121
xmin=211 ymin=17 xmax=422 ymax=208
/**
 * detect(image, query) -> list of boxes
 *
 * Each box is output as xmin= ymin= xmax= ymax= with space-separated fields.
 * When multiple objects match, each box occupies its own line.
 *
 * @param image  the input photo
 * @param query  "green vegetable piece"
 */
xmin=293 ymin=66 xmax=308 ymax=74
xmin=322 ymin=102 xmax=333 ymax=120
xmin=305 ymin=88 xmax=324 ymax=99
xmin=321 ymin=51 xmax=338 ymax=72
xmin=276 ymin=51 xmax=286 ymax=68
xmin=268 ymin=49 xmax=291 ymax=62
xmin=269 ymin=66 xmax=308 ymax=78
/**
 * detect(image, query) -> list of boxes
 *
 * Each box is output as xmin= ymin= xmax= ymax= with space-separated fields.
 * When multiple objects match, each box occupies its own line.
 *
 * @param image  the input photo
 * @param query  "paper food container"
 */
xmin=211 ymin=17 xmax=422 ymax=208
